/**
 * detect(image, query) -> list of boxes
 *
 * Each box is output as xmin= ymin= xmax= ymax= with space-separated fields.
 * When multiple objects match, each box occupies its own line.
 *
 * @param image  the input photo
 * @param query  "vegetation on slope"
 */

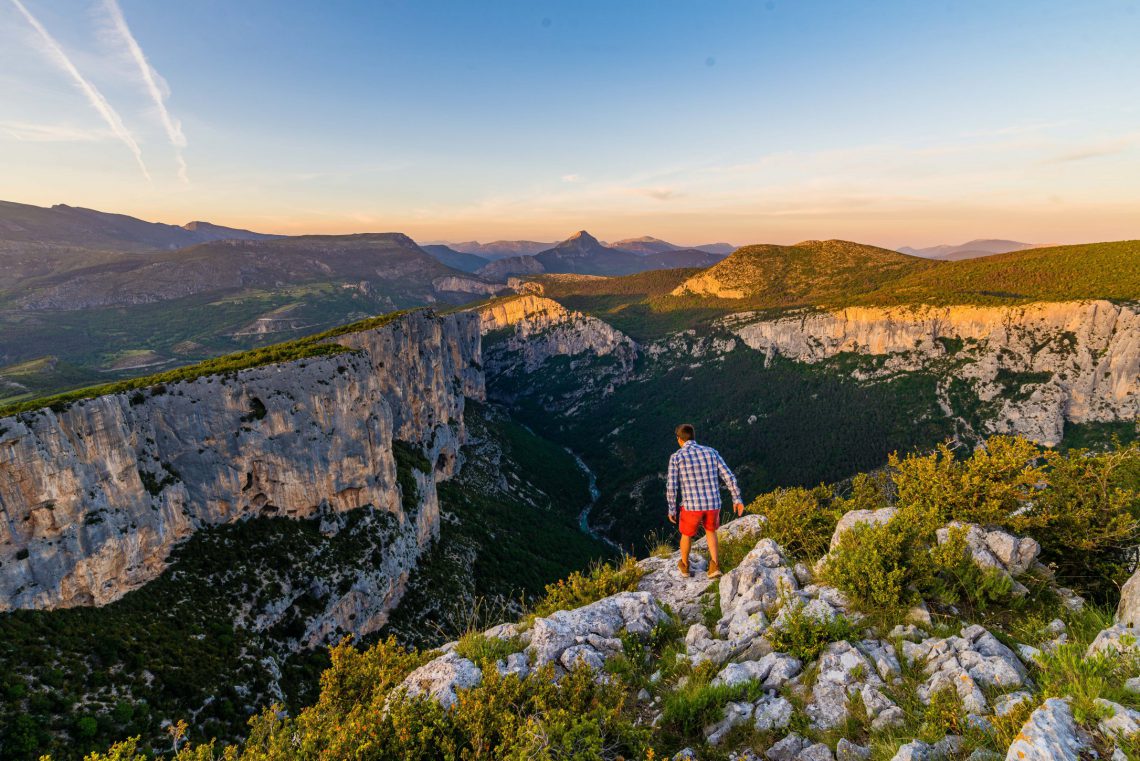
xmin=672 ymin=240 xmax=933 ymax=302
xmin=495 ymin=341 xmax=955 ymax=554
xmin=0 ymin=309 xmax=418 ymax=417
xmin=62 ymin=437 xmax=1140 ymax=761
xmin=528 ymin=239 xmax=1140 ymax=340
xmin=855 ymin=239 xmax=1140 ymax=306
xmin=0 ymin=405 xmax=610 ymax=759
xmin=380 ymin=403 xmax=611 ymax=647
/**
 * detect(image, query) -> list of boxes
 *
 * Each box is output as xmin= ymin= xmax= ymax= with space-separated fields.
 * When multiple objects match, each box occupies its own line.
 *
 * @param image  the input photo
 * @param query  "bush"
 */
xmin=746 ymin=485 xmax=841 ymax=561
xmin=821 ymin=502 xmax=937 ymax=615
xmin=530 ymin=556 xmax=644 ymax=618
xmin=766 ymin=595 xmax=860 ymax=662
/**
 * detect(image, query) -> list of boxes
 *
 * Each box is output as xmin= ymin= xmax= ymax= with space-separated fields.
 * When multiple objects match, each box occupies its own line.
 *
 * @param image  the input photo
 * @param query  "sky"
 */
xmin=1 ymin=0 xmax=1138 ymax=249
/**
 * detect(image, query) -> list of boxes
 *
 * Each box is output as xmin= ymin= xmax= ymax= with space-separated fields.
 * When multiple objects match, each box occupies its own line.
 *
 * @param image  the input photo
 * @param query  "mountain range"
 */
xmin=897 ymin=238 xmax=1045 ymax=260
xmin=474 ymin=230 xmax=727 ymax=281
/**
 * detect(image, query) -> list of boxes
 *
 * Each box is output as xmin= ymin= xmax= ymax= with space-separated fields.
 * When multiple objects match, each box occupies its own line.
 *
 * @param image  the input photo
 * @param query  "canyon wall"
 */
xmin=0 ymin=310 xmax=483 ymax=615
xmin=731 ymin=300 xmax=1140 ymax=445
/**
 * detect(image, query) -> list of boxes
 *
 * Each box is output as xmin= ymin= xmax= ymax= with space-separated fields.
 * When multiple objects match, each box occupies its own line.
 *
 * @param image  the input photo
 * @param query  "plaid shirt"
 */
xmin=666 ymin=441 xmax=742 ymax=519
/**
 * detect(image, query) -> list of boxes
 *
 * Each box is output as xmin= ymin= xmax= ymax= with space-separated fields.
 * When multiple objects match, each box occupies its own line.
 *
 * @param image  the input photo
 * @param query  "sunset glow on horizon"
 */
xmin=2 ymin=0 xmax=1138 ymax=249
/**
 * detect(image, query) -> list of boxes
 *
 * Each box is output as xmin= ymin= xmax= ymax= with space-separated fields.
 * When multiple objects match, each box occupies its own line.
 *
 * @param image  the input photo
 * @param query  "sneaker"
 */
xmin=707 ymin=561 xmax=722 ymax=579
xmin=677 ymin=558 xmax=690 ymax=577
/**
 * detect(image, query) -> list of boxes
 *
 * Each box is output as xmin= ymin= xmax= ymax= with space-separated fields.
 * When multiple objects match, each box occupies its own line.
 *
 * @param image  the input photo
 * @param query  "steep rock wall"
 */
xmin=731 ymin=300 xmax=1140 ymax=445
xmin=0 ymin=311 xmax=483 ymax=613
xmin=477 ymin=294 xmax=636 ymax=374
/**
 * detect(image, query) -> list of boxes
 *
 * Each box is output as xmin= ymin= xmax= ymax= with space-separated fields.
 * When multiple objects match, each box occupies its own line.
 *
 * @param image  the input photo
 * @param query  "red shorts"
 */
xmin=678 ymin=508 xmax=720 ymax=538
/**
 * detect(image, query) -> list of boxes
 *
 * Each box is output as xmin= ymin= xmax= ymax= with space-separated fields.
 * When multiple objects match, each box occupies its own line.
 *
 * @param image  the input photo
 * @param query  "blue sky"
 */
xmin=1 ymin=0 xmax=1138 ymax=247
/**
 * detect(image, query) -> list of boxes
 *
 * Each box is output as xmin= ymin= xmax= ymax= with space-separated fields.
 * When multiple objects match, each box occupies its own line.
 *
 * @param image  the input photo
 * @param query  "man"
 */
xmin=666 ymin=423 xmax=744 ymax=579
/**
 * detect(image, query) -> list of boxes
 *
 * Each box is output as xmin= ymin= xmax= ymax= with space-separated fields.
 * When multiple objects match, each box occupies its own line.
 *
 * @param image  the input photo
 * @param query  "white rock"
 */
xmin=712 ymin=652 xmax=802 ymax=689
xmin=527 ymin=591 xmax=669 ymax=670
xmin=829 ymin=508 xmax=896 ymax=550
xmin=766 ymin=733 xmax=810 ymax=761
xmin=836 ymin=739 xmax=871 ymax=761
xmin=754 ymin=695 xmax=795 ymax=731
xmin=495 ymin=652 xmax=529 ymax=679
xmin=719 ymin=539 xmax=798 ymax=635
xmin=398 ymin=651 xmax=482 ymax=709
xmin=705 ymin=700 xmax=755 ymax=745
xmin=806 ymin=640 xmax=899 ymax=730
xmin=993 ymin=691 xmax=1033 ymax=717
xmin=1118 ymin=565 xmax=1140 ymax=628
xmin=1005 ymin=698 xmax=1089 ymax=761
xmin=1087 ymin=624 xmax=1140 ymax=657
xmin=798 ymin=744 xmax=835 ymax=761
xmin=1096 ymin=698 xmax=1140 ymax=739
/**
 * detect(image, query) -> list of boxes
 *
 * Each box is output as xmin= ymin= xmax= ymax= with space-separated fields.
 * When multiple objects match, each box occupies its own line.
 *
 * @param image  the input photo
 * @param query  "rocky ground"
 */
xmin=395 ymin=510 xmax=1140 ymax=761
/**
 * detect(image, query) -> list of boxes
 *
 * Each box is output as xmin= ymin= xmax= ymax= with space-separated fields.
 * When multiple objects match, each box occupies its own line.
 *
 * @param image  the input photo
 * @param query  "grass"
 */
xmin=0 ymin=308 xmax=418 ymax=417
xmin=528 ymin=555 xmax=645 ymax=619
xmin=452 ymin=631 xmax=523 ymax=666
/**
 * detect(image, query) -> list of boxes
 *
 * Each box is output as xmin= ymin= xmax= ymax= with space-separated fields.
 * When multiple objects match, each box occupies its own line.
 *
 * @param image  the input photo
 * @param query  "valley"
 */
xmin=0 ymin=217 xmax=1137 ymax=760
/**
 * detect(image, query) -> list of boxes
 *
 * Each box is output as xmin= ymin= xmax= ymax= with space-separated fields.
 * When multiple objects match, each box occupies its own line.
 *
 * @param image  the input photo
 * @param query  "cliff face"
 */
xmin=731 ymin=300 xmax=1140 ymax=445
xmin=0 ymin=311 xmax=483 ymax=614
xmin=477 ymin=295 xmax=637 ymax=375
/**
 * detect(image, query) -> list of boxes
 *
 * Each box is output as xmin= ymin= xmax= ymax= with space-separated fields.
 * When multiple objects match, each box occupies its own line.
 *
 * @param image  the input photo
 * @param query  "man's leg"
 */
xmin=706 ymin=527 xmax=719 ymax=567
xmin=679 ymin=533 xmax=692 ymax=565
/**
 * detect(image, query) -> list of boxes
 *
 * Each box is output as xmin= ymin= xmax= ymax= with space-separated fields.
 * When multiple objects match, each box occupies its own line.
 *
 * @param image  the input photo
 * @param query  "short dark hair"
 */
xmin=675 ymin=423 xmax=695 ymax=441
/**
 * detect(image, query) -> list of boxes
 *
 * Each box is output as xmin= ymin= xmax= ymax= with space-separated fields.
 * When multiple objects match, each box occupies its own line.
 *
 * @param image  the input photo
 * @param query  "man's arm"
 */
xmin=715 ymin=451 xmax=744 ymax=515
xmin=666 ymin=455 xmax=680 ymax=521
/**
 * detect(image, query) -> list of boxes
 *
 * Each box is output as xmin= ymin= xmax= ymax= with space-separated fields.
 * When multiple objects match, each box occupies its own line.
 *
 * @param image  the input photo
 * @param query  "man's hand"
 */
xmin=733 ymin=502 xmax=744 ymax=516
xmin=668 ymin=513 xmax=677 ymax=524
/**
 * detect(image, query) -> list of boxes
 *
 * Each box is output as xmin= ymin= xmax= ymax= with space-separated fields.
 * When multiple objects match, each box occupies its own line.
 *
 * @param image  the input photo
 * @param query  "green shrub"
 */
xmin=767 ymin=595 xmax=860 ymax=662
xmin=530 ymin=556 xmax=644 ymax=618
xmin=746 ymin=485 xmax=841 ymax=561
xmin=821 ymin=501 xmax=938 ymax=616
xmin=925 ymin=525 xmax=1016 ymax=611
xmin=453 ymin=632 xmax=523 ymax=667
xmin=658 ymin=677 xmax=764 ymax=741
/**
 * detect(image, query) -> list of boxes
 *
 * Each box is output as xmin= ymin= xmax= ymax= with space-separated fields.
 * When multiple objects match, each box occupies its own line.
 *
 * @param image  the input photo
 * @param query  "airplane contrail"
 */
xmin=103 ymin=0 xmax=188 ymax=183
xmin=10 ymin=0 xmax=150 ymax=180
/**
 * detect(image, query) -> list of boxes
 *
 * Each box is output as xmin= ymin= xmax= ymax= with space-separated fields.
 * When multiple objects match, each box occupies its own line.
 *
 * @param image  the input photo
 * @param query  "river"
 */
xmin=566 ymin=448 xmax=623 ymax=553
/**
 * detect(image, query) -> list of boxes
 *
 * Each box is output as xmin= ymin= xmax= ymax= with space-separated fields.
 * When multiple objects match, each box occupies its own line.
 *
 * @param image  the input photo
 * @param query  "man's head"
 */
xmin=675 ymin=423 xmax=695 ymax=447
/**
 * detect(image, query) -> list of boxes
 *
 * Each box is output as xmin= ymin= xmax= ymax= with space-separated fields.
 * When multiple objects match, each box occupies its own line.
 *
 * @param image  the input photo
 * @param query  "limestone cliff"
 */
xmin=730 ymin=300 xmax=1140 ymax=445
xmin=476 ymin=295 xmax=637 ymax=375
xmin=0 ymin=310 xmax=484 ymax=616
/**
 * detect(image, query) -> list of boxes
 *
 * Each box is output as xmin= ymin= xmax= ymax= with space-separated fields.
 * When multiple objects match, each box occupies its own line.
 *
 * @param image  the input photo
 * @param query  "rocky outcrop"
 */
xmin=1117 ymin=564 xmax=1140 ymax=628
xmin=0 ymin=311 xmax=484 ymax=615
xmin=902 ymin=625 xmax=1028 ymax=715
xmin=477 ymin=295 xmax=636 ymax=374
xmin=732 ymin=301 xmax=1140 ymax=446
xmin=1005 ymin=698 xmax=1089 ymax=761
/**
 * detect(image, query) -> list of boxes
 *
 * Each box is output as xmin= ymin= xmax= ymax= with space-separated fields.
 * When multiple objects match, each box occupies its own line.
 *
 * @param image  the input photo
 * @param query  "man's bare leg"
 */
xmin=679 ymin=533 xmax=692 ymax=566
xmin=706 ymin=528 xmax=719 ymax=567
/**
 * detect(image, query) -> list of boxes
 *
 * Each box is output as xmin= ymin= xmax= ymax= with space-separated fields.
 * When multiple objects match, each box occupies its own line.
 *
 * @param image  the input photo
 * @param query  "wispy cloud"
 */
xmin=102 ymin=0 xmax=187 ymax=183
xmin=623 ymin=186 xmax=681 ymax=201
xmin=1042 ymin=135 xmax=1138 ymax=164
xmin=0 ymin=120 xmax=110 ymax=142
xmin=561 ymin=173 xmax=581 ymax=183
xmin=9 ymin=0 xmax=149 ymax=179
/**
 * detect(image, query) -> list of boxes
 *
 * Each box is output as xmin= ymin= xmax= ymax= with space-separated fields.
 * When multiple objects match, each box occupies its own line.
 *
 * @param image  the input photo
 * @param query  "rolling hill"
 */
xmin=860 ymin=239 xmax=1140 ymax=305
xmin=421 ymin=244 xmax=491 ymax=272
xmin=0 ymin=233 xmax=505 ymax=404
xmin=670 ymin=239 xmax=934 ymax=303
